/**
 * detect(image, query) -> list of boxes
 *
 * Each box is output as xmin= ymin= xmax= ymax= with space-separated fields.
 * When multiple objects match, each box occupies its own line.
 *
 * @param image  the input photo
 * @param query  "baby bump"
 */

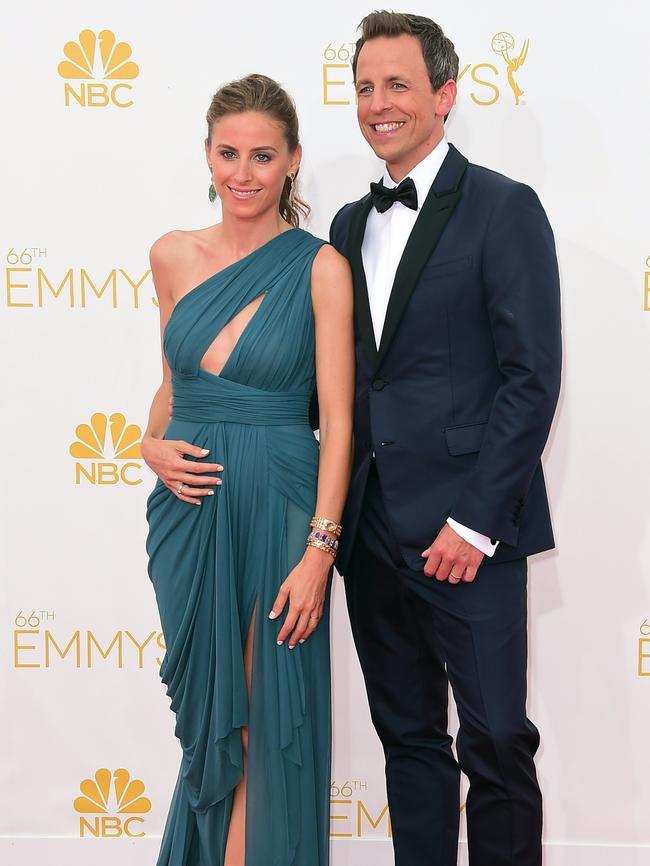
xmin=146 ymin=421 xmax=270 ymax=572
xmin=146 ymin=421 xmax=319 ymax=618
xmin=145 ymin=418 xmax=222 ymax=593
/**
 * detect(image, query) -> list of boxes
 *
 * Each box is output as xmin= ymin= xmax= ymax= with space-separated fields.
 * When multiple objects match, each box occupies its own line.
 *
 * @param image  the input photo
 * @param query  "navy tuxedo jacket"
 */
xmin=328 ymin=143 xmax=562 ymax=575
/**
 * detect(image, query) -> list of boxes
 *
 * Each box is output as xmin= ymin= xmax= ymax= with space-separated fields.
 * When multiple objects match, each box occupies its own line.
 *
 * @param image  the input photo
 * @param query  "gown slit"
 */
xmin=224 ymin=599 xmax=256 ymax=865
xmin=146 ymin=229 xmax=331 ymax=866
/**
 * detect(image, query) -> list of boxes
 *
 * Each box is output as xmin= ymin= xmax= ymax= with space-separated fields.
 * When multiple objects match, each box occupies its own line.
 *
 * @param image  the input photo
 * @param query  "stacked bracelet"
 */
xmin=306 ymin=515 xmax=342 ymax=558
xmin=306 ymin=531 xmax=338 ymax=558
xmin=309 ymin=517 xmax=343 ymax=537
xmin=307 ymin=517 xmax=343 ymax=557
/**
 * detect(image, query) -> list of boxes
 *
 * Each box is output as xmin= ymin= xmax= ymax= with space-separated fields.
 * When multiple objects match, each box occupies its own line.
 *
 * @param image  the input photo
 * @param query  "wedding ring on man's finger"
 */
xmin=309 ymin=614 xmax=319 ymax=620
xmin=449 ymin=571 xmax=461 ymax=581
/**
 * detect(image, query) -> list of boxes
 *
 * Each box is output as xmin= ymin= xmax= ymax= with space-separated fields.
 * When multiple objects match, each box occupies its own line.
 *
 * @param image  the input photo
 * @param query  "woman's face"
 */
xmin=205 ymin=111 xmax=301 ymax=222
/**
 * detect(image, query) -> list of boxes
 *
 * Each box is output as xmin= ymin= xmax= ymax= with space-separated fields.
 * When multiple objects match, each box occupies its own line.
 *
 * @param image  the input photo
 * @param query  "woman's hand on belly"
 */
xmin=142 ymin=434 xmax=223 ymax=505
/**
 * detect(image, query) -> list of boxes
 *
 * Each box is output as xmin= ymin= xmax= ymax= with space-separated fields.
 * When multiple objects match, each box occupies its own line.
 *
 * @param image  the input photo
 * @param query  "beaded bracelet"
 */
xmin=308 ymin=529 xmax=338 ymax=550
xmin=307 ymin=527 xmax=338 ymax=553
xmin=306 ymin=536 xmax=337 ymax=558
xmin=310 ymin=516 xmax=343 ymax=537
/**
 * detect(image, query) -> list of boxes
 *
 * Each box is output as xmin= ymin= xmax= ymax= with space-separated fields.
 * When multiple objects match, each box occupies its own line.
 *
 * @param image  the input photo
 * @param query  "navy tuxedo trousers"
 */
xmin=345 ymin=461 xmax=542 ymax=866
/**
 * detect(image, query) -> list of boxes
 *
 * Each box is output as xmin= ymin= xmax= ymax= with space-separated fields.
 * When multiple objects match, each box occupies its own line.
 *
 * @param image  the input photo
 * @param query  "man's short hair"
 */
xmin=352 ymin=10 xmax=459 ymax=91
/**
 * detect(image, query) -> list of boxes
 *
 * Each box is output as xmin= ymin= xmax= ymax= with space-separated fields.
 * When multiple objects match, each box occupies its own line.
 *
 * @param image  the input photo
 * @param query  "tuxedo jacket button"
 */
xmin=372 ymin=378 xmax=387 ymax=390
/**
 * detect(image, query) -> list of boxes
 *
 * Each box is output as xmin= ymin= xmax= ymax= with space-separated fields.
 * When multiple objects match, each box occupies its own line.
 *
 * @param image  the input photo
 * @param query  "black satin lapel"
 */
xmin=376 ymin=148 xmax=469 ymax=367
xmin=347 ymin=194 xmax=377 ymax=365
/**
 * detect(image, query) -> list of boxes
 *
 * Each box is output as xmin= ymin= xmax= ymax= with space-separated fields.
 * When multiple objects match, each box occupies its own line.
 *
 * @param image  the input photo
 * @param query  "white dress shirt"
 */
xmin=361 ymin=137 xmax=498 ymax=557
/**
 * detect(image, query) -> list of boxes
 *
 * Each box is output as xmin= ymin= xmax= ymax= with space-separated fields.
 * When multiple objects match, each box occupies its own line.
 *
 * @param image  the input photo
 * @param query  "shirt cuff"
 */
xmin=446 ymin=518 xmax=499 ymax=557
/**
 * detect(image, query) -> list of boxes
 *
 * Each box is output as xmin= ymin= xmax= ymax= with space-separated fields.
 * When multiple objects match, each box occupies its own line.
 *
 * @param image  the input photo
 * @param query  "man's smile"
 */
xmin=370 ymin=121 xmax=406 ymax=136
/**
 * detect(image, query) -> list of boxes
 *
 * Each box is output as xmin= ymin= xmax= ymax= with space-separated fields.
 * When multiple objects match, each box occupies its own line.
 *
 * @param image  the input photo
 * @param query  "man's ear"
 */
xmin=436 ymin=79 xmax=458 ymax=120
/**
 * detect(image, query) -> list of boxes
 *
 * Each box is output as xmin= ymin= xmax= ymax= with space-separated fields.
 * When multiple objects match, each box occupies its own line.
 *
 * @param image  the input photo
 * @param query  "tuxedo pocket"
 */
xmin=423 ymin=255 xmax=473 ymax=279
xmin=444 ymin=420 xmax=488 ymax=455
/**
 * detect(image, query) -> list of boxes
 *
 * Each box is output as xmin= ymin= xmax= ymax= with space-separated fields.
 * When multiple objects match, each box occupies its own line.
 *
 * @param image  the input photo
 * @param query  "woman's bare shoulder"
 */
xmin=150 ymin=227 xmax=216 ymax=270
xmin=311 ymin=243 xmax=352 ymax=300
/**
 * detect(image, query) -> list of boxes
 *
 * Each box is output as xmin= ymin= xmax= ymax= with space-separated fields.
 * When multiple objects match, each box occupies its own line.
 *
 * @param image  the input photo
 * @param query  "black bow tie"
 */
xmin=369 ymin=176 xmax=418 ymax=213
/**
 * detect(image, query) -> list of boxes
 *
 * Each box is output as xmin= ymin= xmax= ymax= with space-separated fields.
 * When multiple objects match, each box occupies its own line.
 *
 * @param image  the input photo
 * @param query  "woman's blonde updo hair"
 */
xmin=206 ymin=74 xmax=310 ymax=228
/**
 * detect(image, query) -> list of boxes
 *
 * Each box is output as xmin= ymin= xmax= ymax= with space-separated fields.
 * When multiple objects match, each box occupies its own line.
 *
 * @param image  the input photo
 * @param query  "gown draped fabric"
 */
xmin=146 ymin=229 xmax=330 ymax=866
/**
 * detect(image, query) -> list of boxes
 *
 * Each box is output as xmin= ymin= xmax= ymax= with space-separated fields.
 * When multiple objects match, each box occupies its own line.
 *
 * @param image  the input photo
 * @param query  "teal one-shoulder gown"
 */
xmin=146 ymin=229 xmax=330 ymax=866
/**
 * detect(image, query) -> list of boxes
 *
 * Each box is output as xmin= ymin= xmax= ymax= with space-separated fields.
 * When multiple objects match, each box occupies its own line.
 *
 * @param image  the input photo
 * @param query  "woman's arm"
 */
xmin=271 ymin=244 xmax=355 ymax=647
xmin=310 ymin=244 xmax=355 ymax=535
xmin=141 ymin=233 xmax=223 ymax=504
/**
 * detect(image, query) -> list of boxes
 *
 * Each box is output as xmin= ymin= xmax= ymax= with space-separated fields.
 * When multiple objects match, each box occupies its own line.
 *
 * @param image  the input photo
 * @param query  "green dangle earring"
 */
xmin=208 ymin=165 xmax=216 ymax=203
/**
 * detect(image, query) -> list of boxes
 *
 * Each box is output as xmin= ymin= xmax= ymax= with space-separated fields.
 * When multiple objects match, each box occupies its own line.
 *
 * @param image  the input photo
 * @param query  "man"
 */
xmin=329 ymin=12 xmax=561 ymax=866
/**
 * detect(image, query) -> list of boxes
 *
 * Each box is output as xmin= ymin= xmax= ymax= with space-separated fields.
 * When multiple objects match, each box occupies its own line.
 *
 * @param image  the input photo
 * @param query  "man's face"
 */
xmin=355 ymin=34 xmax=454 ymax=180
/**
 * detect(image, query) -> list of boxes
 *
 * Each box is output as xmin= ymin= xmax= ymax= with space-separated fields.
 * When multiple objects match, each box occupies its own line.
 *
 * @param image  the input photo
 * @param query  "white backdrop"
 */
xmin=1 ymin=1 xmax=649 ymax=864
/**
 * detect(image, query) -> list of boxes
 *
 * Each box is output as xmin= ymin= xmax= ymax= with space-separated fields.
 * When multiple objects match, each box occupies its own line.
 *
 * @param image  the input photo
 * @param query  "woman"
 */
xmin=142 ymin=74 xmax=354 ymax=866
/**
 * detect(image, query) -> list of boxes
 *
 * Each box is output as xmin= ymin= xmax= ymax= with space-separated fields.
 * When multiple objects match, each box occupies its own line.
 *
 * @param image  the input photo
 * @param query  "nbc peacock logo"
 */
xmin=74 ymin=767 xmax=151 ymax=838
xmin=58 ymin=29 xmax=139 ymax=108
xmin=69 ymin=412 xmax=143 ymax=486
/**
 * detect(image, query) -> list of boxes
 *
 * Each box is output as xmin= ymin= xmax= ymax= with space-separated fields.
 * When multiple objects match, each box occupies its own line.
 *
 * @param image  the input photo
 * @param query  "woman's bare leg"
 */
xmin=224 ymin=607 xmax=256 ymax=866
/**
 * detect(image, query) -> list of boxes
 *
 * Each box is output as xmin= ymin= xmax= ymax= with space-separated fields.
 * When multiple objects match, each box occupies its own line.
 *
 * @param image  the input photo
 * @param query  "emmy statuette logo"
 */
xmin=58 ymin=29 xmax=139 ymax=108
xmin=69 ymin=412 xmax=143 ymax=486
xmin=74 ymin=768 xmax=151 ymax=837
xmin=491 ymin=32 xmax=529 ymax=105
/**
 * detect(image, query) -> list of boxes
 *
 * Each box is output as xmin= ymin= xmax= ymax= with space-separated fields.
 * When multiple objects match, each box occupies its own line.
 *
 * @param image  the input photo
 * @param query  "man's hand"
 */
xmin=421 ymin=523 xmax=485 ymax=584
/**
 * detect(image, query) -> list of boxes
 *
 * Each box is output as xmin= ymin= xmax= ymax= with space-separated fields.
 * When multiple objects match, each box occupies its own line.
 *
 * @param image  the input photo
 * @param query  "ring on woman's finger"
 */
xmin=177 ymin=482 xmax=184 ymax=495
xmin=309 ymin=614 xmax=319 ymax=620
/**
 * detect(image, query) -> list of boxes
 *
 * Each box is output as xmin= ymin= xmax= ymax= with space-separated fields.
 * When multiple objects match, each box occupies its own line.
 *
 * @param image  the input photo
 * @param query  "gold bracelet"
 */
xmin=306 ymin=537 xmax=337 ymax=558
xmin=310 ymin=516 xmax=343 ymax=536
